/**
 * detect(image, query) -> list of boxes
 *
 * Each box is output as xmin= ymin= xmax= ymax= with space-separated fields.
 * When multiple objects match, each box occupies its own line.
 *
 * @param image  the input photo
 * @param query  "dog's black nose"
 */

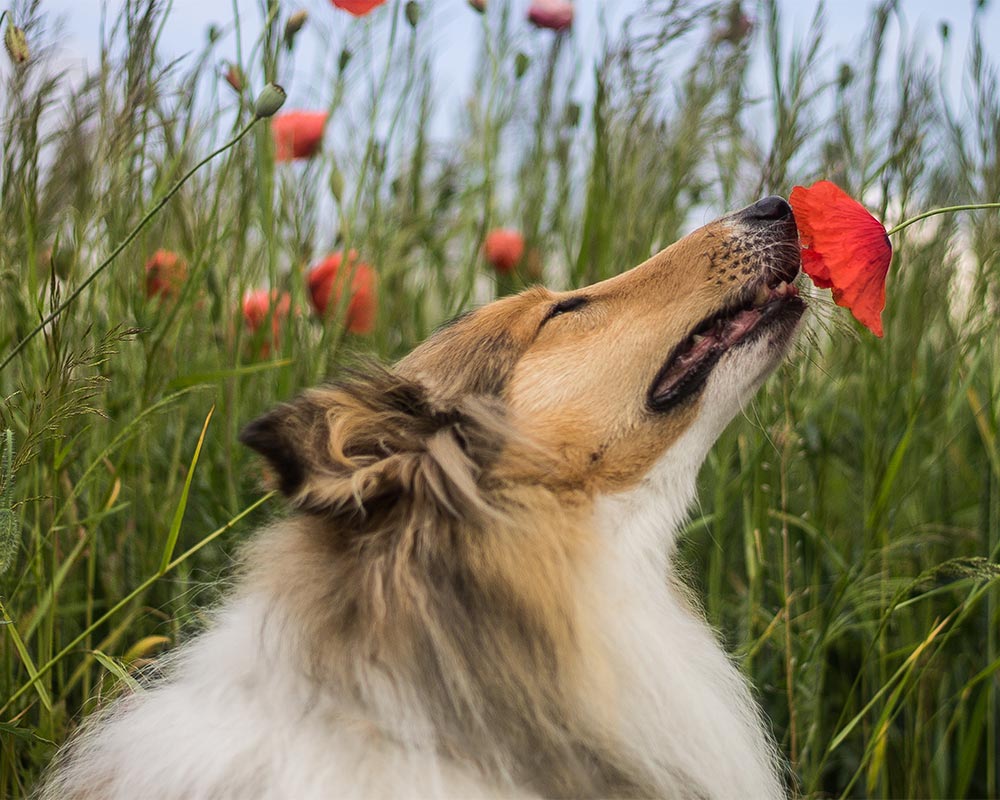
xmin=741 ymin=195 xmax=792 ymax=222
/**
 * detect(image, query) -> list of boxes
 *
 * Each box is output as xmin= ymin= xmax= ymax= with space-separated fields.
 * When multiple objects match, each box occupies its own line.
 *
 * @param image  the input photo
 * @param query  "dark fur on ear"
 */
xmin=239 ymin=401 xmax=322 ymax=496
xmin=239 ymin=366 xmax=508 ymax=522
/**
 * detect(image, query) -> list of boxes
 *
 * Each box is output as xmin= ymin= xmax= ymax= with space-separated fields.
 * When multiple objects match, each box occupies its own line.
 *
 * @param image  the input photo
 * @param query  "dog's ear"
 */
xmin=238 ymin=395 xmax=326 ymax=498
xmin=239 ymin=369 xmax=507 ymax=521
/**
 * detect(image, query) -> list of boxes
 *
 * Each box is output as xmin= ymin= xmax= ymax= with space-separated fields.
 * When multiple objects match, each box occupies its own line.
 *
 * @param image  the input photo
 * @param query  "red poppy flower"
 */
xmin=271 ymin=111 xmax=328 ymax=161
xmin=528 ymin=0 xmax=574 ymax=31
xmin=145 ymin=249 xmax=188 ymax=300
xmin=242 ymin=289 xmax=292 ymax=356
xmin=307 ymin=251 xmax=377 ymax=334
xmin=789 ymin=180 xmax=893 ymax=337
xmin=484 ymin=229 xmax=525 ymax=275
xmin=330 ymin=0 xmax=387 ymax=16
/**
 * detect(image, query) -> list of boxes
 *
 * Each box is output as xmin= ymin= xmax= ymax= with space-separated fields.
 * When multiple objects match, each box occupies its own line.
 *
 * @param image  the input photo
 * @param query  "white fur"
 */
xmin=39 ymin=337 xmax=791 ymax=800
xmin=40 ymin=592 xmax=529 ymax=800
xmin=584 ymin=338 xmax=789 ymax=800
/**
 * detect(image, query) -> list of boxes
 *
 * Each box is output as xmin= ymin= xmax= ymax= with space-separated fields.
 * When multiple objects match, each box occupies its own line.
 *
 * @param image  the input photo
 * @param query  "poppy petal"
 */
xmin=330 ymin=0 xmax=387 ymax=16
xmin=789 ymin=180 xmax=892 ymax=337
xmin=307 ymin=251 xmax=377 ymax=335
xmin=527 ymin=0 xmax=574 ymax=31
xmin=271 ymin=111 xmax=328 ymax=161
xmin=484 ymin=229 xmax=525 ymax=274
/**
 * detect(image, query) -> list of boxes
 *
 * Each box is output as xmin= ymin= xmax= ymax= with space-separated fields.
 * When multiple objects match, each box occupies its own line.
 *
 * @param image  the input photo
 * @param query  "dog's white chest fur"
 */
xmin=589 ymin=427 xmax=783 ymax=799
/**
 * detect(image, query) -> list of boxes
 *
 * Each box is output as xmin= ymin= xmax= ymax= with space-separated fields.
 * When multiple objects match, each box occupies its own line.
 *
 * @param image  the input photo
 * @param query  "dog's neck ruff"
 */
xmin=587 ymin=425 xmax=784 ymax=800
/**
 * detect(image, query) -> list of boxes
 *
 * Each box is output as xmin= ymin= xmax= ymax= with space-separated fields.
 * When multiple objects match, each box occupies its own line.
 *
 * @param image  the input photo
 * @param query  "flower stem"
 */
xmin=0 ymin=117 xmax=261 ymax=375
xmin=885 ymin=202 xmax=1000 ymax=237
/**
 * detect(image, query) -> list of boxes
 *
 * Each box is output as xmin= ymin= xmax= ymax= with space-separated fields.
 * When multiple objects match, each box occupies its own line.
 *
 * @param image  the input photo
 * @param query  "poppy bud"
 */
xmin=372 ymin=141 xmax=386 ymax=173
xmin=4 ymin=20 xmax=28 ymax=64
xmin=837 ymin=63 xmax=853 ymax=91
xmin=938 ymin=21 xmax=949 ymax=41
xmin=286 ymin=10 xmax=308 ymax=36
xmin=254 ymin=83 xmax=287 ymax=119
xmin=284 ymin=10 xmax=308 ymax=48
xmin=207 ymin=24 xmax=221 ymax=43
xmin=564 ymin=102 xmax=581 ymax=127
xmin=405 ymin=1 xmax=420 ymax=28
xmin=329 ymin=163 xmax=345 ymax=203
xmin=223 ymin=63 xmax=244 ymax=94
xmin=514 ymin=52 xmax=530 ymax=79
xmin=468 ymin=0 xmax=486 ymax=12
xmin=338 ymin=47 xmax=353 ymax=73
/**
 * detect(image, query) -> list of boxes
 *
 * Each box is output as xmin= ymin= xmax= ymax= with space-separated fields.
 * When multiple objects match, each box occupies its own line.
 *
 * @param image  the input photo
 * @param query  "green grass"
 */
xmin=1 ymin=0 xmax=999 ymax=796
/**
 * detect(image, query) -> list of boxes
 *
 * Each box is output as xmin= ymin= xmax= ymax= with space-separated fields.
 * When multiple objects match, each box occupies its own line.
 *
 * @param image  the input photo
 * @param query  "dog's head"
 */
xmin=242 ymin=196 xmax=803 ymax=518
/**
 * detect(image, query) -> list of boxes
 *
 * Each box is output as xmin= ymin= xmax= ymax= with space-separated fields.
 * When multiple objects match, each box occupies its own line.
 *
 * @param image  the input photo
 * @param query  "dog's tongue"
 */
xmin=718 ymin=308 xmax=762 ymax=346
xmin=655 ymin=307 xmax=763 ymax=400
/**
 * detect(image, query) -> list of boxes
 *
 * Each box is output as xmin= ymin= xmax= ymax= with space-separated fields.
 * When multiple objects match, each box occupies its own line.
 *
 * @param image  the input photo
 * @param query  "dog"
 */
xmin=38 ymin=196 xmax=803 ymax=799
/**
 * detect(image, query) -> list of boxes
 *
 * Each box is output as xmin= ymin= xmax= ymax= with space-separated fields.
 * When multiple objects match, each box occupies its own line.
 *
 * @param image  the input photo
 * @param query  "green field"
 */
xmin=1 ymin=0 xmax=999 ymax=796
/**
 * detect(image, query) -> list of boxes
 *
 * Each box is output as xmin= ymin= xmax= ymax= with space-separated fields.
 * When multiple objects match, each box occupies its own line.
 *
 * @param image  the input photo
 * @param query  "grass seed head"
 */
xmin=284 ymin=10 xmax=308 ymax=48
xmin=4 ymin=20 xmax=28 ymax=64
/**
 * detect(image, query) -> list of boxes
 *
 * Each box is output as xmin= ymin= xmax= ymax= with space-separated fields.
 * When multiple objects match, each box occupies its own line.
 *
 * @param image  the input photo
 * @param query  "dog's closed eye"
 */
xmin=542 ymin=296 xmax=588 ymax=324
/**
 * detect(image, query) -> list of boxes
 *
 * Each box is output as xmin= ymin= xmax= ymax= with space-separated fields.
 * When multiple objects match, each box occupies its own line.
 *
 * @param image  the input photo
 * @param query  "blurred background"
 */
xmin=1 ymin=0 xmax=999 ymax=797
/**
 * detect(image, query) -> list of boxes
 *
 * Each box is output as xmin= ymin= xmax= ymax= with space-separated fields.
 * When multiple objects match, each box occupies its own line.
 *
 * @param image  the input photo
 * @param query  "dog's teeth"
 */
xmin=754 ymin=285 xmax=770 ymax=305
xmin=775 ymin=281 xmax=789 ymax=296
xmin=692 ymin=334 xmax=707 ymax=344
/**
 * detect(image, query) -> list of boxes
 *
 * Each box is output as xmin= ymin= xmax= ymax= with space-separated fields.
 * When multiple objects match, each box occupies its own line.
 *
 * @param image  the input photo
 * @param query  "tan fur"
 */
xmin=240 ymin=368 xmax=642 ymax=796
xmin=401 ymin=220 xmax=779 ymax=495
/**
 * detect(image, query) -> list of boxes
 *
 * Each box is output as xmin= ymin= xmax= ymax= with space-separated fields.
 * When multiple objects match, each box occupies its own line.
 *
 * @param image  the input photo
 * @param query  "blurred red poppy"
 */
xmin=330 ymin=0 xmax=387 ymax=16
xmin=145 ymin=249 xmax=188 ymax=300
xmin=484 ymin=229 xmax=525 ymax=275
xmin=789 ymin=180 xmax=893 ymax=337
xmin=307 ymin=251 xmax=377 ymax=334
xmin=242 ymin=289 xmax=292 ymax=356
xmin=528 ymin=0 xmax=573 ymax=31
xmin=271 ymin=111 xmax=328 ymax=161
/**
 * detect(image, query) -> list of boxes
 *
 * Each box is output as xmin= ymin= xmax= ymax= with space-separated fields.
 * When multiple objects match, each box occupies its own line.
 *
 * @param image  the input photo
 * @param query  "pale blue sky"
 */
xmin=44 ymin=0 xmax=1000 ymax=120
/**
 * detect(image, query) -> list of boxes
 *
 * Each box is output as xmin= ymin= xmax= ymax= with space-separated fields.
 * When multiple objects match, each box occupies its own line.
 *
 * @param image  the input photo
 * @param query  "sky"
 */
xmin=39 ymin=0 xmax=1000 ymax=122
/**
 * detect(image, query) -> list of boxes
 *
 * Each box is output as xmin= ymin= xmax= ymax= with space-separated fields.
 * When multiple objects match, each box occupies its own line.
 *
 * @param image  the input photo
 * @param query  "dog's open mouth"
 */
xmin=648 ymin=268 xmax=805 ymax=412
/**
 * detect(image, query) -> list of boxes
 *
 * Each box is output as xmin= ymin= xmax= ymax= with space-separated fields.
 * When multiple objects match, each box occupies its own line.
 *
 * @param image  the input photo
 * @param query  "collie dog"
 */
xmin=40 ymin=197 xmax=804 ymax=799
